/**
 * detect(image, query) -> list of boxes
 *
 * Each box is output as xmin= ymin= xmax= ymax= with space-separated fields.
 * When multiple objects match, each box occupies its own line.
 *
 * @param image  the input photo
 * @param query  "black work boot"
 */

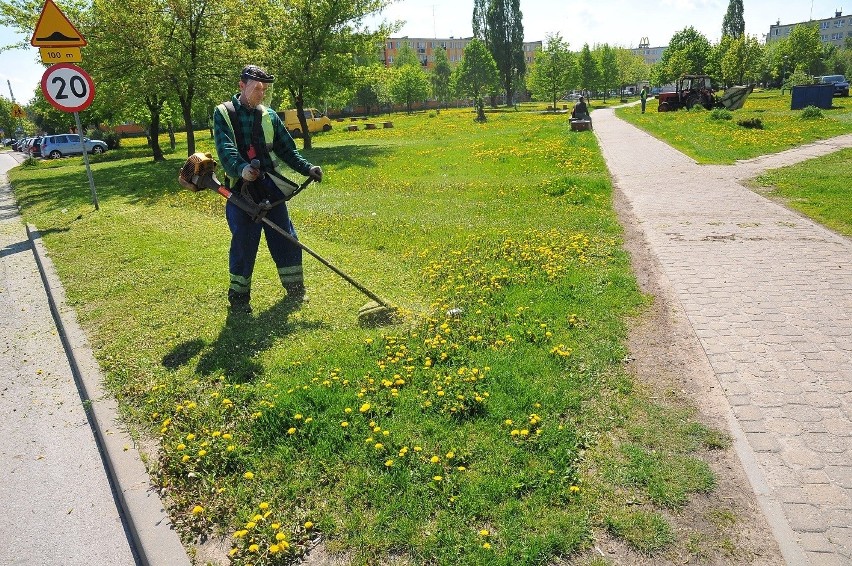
xmin=283 ymin=283 xmax=308 ymax=305
xmin=228 ymin=289 xmax=252 ymax=314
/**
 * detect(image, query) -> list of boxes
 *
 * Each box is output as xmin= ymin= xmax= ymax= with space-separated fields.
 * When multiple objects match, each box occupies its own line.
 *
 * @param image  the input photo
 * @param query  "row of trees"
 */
xmin=1 ymin=0 xmax=397 ymax=155
xmin=526 ymin=34 xmax=648 ymax=110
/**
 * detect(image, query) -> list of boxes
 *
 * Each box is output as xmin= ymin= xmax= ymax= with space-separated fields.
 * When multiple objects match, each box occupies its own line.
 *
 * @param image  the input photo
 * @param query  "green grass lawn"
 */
xmin=12 ymin=109 xmax=729 ymax=565
xmin=615 ymin=90 xmax=852 ymax=164
xmin=751 ymin=147 xmax=852 ymax=237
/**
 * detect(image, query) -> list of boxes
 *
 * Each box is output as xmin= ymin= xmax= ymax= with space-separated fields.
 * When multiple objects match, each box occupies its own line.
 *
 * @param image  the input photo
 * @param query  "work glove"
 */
xmin=308 ymin=166 xmax=323 ymax=182
xmin=241 ymin=163 xmax=260 ymax=182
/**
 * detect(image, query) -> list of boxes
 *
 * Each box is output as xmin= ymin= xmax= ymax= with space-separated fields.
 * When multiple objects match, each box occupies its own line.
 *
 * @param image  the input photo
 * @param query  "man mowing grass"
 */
xmin=213 ymin=64 xmax=324 ymax=314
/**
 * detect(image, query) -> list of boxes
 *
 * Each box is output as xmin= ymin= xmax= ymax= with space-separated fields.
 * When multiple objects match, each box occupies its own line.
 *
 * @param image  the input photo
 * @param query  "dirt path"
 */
xmin=594 ymin=108 xmax=852 ymax=566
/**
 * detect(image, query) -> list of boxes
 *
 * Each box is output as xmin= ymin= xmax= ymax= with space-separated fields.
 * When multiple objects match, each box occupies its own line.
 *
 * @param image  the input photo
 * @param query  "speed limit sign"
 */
xmin=41 ymin=63 xmax=95 ymax=112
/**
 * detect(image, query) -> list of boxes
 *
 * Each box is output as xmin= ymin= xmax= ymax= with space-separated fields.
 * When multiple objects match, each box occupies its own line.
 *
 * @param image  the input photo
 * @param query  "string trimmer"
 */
xmin=178 ymin=152 xmax=397 ymax=326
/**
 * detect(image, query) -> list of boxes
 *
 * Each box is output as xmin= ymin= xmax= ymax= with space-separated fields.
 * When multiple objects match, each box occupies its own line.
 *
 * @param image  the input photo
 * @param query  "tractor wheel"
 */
xmin=686 ymin=94 xmax=700 ymax=110
xmin=658 ymin=102 xmax=671 ymax=112
xmin=322 ymin=124 xmax=332 ymax=132
xmin=291 ymin=128 xmax=302 ymax=138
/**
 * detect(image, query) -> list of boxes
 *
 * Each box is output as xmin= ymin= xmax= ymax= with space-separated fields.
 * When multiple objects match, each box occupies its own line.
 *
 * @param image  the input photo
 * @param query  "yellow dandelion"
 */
xmin=191 ymin=505 xmax=204 ymax=516
xmin=341 ymin=421 xmax=349 ymax=428
xmin=248 ymin=544 xmax=259 ymax=553
xmin=275 ymin=532 xmax=286 ymax=541
xmin=259 ymin=502 xmax=269 ymax=510
xmin=433 ymin=475 xmax=443 ymax=482
xmin=385 ymin=459 xmax=394 ymax=467
xmin=176 ymin=443 xmax=186 ymax=451
xmin=304 ymin=521 xmax=314 ymax=530
xmin=360 ymin=403 xmax=371 ymax=413
xmin=287 ymin=427 xmax=297 ymax=435
xmin=430 ymin=455 xmax=440 ymax=464
xmin=244 ymin=471 xmax=255 ymax=480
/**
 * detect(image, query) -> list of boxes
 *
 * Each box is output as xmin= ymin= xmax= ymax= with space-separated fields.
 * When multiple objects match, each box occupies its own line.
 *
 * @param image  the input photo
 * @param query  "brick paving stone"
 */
xmin=802 ymin=483 xmax=852 ymax=507
xmin=804 ymin=550 xmax=847 ymax=566
xmin=784 ymin=503 xmax=829 ymax=532
xmin=824 ymin=466 xmax=852 ymax=489
xmin=826 ymin=526 xmax=852 ymax=554
xmin=594 ymin=110 xmax=852 ymax=565
xmin=798 ymin=532 xmax=837 ymax=553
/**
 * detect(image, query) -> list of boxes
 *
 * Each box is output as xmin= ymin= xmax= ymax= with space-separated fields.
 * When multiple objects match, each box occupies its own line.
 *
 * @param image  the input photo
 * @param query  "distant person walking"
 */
xmin=640 ymin=86 xmax=648 ymax=113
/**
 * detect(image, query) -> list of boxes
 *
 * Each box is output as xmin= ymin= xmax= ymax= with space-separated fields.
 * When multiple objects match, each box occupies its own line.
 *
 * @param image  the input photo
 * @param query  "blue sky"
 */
xmin=0 ymin=0 xmax=839 ymax=106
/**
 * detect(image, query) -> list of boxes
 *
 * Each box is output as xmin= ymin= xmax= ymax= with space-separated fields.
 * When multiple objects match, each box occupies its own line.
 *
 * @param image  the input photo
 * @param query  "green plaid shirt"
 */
xmin=213 ymin=94 xmax=313 ymax=181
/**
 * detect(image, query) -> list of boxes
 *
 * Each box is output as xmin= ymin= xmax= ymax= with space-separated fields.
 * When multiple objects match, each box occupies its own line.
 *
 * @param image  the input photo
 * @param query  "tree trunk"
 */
xmin=181 ymin=102 xmax=196 ymax=156
xmin=149 ymin=111 xmax=165 ymax=162
xmin=168 ymin=122 xmax=176 ymax=151
xmin=295 ymin=93 xmax=312 ymax=151
xmin=145 ymin=96 xmax=165 ymax=162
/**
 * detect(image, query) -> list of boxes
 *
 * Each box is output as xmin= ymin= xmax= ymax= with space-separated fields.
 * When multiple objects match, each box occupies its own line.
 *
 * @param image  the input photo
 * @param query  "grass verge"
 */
xmin=12 ymin=107 xmax=729 ymax=565
xmin=750 ymin=147 xmax=852 ymax=237
xmin=615 ymin=90 xmax=852 ymax=164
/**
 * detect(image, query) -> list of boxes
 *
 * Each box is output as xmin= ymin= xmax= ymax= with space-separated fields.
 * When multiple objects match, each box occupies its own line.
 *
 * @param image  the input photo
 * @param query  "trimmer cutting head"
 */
xmin=358 ymin=300 xmax=399 ymax=327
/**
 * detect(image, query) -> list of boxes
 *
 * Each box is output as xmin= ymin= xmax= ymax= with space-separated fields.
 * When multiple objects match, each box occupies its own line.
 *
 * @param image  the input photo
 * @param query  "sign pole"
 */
xmin=74 ymin=110 xmax=99 ymax=210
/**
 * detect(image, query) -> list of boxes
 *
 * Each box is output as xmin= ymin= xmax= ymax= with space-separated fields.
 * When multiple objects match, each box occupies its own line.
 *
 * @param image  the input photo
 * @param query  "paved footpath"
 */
xmin=0 ymin=152 xmax=189 ymax=566
xmin=594 ymin=108 xmax=852 ymax=566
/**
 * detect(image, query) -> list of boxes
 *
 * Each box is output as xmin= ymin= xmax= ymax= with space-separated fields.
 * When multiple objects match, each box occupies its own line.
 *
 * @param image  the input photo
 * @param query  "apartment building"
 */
xmin=383 ymin=37 xmax=543 ymax=69
xmin=767 ymin=10 xmax=851 ymax=47
xmin=630 ymin=37 xmax=666 ymax=65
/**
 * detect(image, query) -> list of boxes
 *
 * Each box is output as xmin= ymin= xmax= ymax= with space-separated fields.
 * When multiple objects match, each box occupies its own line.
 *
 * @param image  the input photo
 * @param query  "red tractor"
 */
xmin=657 ymin=74 xmax=754 ymax=112
xmin=657 ymin=75 xmax=717 ymax=111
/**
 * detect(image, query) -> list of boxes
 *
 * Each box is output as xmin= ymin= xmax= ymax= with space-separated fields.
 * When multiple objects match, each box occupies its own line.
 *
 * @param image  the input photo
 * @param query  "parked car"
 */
xmin=28 ymin=137 xmax=43 ymax=158
xmin=277 ymin=108 xmax=332 ymax=137
xmin=41 ymin=134 xmax=108 ymax=159
xmin=14 ymin=137 xmax=29 ymax=152
xmin=818 ymin=75 xmax=850 ymax=97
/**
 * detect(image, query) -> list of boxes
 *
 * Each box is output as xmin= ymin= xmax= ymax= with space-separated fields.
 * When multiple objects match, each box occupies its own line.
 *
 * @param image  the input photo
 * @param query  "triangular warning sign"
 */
xmin=30 ymin=0 xmax=87 ymax=48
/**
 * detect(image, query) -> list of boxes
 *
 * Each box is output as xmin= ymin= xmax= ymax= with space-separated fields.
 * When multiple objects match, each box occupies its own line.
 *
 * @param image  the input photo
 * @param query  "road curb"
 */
xmin=27 ymin=223 xmax=191 ymax=566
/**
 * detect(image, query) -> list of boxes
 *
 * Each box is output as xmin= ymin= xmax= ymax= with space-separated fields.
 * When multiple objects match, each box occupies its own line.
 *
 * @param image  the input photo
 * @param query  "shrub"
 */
xmin=87 ymin=129 xmax=121 ymax=149
xmin=709 ymin=108 xmax=733 ymax=120
xmin=737 ymin=117 xmax=763 ymax=129
xmin=800 ymin=105 xmax=823 ymax=119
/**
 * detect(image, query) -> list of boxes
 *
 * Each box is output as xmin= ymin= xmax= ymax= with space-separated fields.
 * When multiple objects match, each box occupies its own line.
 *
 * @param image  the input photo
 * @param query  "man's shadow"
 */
xmin=162 ymin=299 xmax=324 ymax=382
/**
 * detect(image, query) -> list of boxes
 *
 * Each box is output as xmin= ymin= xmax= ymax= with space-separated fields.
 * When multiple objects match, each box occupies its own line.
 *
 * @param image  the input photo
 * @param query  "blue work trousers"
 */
xmin=226 ymin=179 xmax=303 ymax=292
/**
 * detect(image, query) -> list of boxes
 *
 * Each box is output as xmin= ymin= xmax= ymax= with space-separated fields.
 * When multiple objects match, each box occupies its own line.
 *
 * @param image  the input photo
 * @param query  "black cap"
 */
xmin=241 ymin=65 xmax=274 ymax=84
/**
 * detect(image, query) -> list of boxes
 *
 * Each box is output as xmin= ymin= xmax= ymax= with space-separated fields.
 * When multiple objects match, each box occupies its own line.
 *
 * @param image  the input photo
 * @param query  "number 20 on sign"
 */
xmin=41 ymin=63 xmax=95 ymax=112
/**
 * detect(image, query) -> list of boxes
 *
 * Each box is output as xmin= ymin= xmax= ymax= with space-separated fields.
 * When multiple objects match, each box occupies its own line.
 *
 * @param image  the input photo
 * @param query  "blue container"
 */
xmin=790 ymin=84 xmax=835 ymax=110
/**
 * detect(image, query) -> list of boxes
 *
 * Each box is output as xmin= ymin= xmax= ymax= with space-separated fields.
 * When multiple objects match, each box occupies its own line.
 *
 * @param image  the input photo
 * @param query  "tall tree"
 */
xmin=454 ymin=38 xmax=499 ymax=121
xmin=577 ymin=44 xmax=599 ymax=97
xmin=265 ymin=0 xmax=395 ymax=150
xmin=720 ymin=35 xmax=764 ymax=86
xmin=389 ymin=64 xmax=430 ymax=113
xmin=655 ymin=27 xmax=712 ymax=84
xmin=722 ymin=0 xmax=745 ymax=39
xmin=394 ymin=42 xmax=420 ymax=67
xmin=596 ymin=44 xmax=618 ymax=103
xmin=784 ymin=23 xmax=825 ymax=77
xmin=431 ymin=46 xmax=453 ymax=109
xmin=478 ymin=0 xmax=525 ymax=105
xmin=615 ymin=47 xmax=648 ymax=99
xmin=526 ymin=33 xmax=573 ymax=111
xmin=156 ymin=0 xmax=251 ymax=156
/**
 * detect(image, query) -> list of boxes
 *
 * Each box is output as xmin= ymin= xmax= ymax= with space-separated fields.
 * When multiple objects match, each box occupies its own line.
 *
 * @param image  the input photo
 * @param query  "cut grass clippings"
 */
xmin=615 ymin=89 xmax=852 ymax=164
xmin=11 ymin=106 xmax=727 ymax=565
